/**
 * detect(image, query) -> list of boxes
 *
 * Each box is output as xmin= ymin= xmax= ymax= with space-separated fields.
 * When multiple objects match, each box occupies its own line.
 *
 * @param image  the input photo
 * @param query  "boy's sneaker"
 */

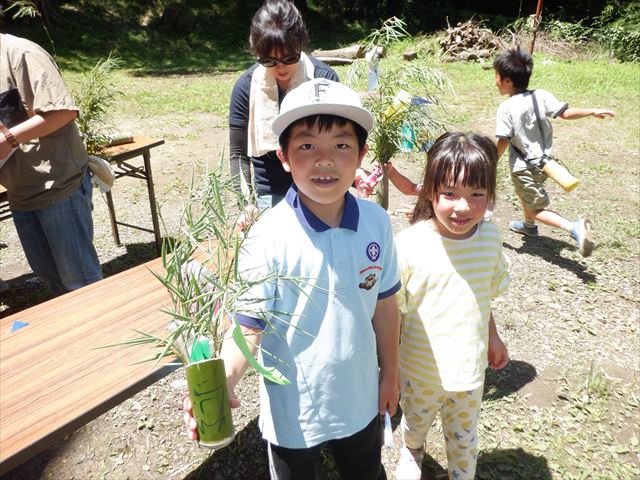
xmin=395 ymin=445 xmax=424 ymax=480
xmin=572 ymin=219 xmax=594 ymax=257
xmin=509 ymin=220 xmax=539 ymax=237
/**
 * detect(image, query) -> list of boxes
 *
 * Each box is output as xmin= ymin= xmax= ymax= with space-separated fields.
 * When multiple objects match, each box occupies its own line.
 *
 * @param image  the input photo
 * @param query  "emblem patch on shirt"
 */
xmin=359 ymin=273 xmax=377 ymax=290
xmin=366 ymin=242 xmax=380 ymax=261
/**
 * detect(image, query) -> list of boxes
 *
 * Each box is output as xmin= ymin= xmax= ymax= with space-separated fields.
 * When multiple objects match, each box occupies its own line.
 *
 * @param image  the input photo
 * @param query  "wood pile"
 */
xmin=439 ymin=20 xmax=506 ymax=62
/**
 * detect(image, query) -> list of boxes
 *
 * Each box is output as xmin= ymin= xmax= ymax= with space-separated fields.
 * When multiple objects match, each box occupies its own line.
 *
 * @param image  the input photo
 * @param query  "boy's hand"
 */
xmin=183 ymin=394 xmax=199 ymax=441
xmin=378 ymin=373 xmax=400 ymax=417
xmin=488 ymin=335 xmax=509 ymax=370
xmin=592 ymin=109 xmax=615 ymax=119
xmin=182 ymin=381 xmax=241 ymax=441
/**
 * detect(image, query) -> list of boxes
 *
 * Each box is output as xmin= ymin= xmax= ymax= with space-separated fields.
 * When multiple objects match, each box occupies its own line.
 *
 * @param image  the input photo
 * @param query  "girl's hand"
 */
xmin=488 ymin=335 xmax=509 ymax=369
xmin=354 ymin=166 xmax=383 ymax=198
xmin=237 ymin=205 xmax=260 ymax=231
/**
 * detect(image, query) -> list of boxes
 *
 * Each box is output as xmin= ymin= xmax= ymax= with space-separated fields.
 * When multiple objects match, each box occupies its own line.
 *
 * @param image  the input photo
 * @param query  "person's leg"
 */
xmin=329 ymin=415 xmax=386 ymax=480
xmin=510 ymin=168 xmax=550 ymax=236
xmin=36 ymin=171 xmax=102 ymax=293
xmin=511 ymin=167 xmax=594 ymax=256
xmin=12 ymin=209 xmax=67 ymax=294
xmin=441 ymin=387 xmax=483 ymax=480
xmin=267 ymin=442 xmax=322 ymax=480
xmin=522 ymin=203 xmax=574 ymax=231
xmin=396 ymin=381 xmax=442 ymax=480
xmin=522 ymin=204 xmax=594 ymax=257
xmin=43 ymin=171 xmax=102 ymax=291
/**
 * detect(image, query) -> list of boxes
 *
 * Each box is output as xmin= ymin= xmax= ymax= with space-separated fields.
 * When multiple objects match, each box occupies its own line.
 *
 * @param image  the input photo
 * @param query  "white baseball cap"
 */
xmin=272 ymin=79 xmax=375 ymax=137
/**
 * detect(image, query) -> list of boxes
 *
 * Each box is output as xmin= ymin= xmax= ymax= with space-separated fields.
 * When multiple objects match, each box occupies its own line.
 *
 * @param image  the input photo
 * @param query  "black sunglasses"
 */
xmin=258 ymin=52 xmax=301 ymax=68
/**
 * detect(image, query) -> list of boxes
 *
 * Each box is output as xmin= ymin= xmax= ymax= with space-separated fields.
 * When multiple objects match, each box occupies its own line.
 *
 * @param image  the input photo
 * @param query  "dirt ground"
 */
xmin=1 ymin=102 xmax=638 ymax=479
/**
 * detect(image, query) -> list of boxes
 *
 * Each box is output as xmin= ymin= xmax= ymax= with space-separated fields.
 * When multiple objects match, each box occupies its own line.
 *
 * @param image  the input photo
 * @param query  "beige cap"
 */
xmin=272 ymin=79 xmax=374 ymax=137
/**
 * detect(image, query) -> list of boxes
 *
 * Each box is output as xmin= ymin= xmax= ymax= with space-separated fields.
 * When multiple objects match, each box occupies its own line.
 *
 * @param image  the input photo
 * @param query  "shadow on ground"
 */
xmin=0 ymin=241 xmax=160 ymax=319
xmin=184 ymin=418 xmax=269 ymax=480
xmin=503 ymin=237 xmax=596 ymax=283
xmin=484 ymin=360 xmax=538 ymax=401
xmin=476 ymin=447 xmax=552 ymax=479
xmin=415 ymin=427 xmax=552 ymax=480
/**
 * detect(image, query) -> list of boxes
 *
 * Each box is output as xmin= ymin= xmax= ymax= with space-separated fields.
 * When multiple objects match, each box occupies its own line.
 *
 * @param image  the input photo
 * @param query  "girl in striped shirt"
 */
xmin=394 ymin=132 xmax=510 ymax=480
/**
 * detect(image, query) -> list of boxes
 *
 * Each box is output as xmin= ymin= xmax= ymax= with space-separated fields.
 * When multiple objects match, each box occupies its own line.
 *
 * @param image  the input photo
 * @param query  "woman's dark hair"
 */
xmin=278 ymin=114 xmax=368 ymax=152
xmin=410 ymin=132 xmax=498 ymax=225
xmin=493 ymin=47 xmax=533 ymax=90
xmin=250 ymin=0 xmax=308 ymax=59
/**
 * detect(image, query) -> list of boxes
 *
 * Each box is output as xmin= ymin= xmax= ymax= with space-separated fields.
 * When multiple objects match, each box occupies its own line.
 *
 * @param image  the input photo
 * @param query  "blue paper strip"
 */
xmin=10 ymin=320 xmax=28 ymax=332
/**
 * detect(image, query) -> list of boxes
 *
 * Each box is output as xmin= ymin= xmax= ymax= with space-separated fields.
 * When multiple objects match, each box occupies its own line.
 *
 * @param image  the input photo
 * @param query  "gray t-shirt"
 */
xmin=495 ymin=89 xmax=568 ymax=172
xmin=0 ymin=34 xmax=87 ymax=211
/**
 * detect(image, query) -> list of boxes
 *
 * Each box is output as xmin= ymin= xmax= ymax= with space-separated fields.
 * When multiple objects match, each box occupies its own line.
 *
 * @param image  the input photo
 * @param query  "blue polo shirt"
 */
xmin=236 ymin=186 xmax=401 ymax=448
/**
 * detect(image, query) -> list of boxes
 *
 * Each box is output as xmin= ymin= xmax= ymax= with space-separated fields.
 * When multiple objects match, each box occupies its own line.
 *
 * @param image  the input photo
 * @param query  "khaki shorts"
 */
xmin=511 ymin=166 xmax=550 ymax=210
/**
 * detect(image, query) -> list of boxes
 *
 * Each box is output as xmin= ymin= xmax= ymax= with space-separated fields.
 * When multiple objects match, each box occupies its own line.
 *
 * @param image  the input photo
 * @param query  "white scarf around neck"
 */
xmin=247 ymin=52 xmax=315 ymax=157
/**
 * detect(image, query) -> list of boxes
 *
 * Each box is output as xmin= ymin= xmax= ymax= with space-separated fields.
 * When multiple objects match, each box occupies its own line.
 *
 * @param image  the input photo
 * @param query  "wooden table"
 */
xmin=0 ymin=256 xmax=179 ymax=475
xmin=0 ymin=136 xmax=165 ymax=253
xmin=102 ymin=137 xmax=165 ymax=254
xmin=0 ymin=185 xmax=9 ymax=222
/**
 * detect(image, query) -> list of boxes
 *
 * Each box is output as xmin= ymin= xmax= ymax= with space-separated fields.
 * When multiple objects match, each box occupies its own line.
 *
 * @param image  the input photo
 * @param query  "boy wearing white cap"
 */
xmin=186 ymin=79 xmax=401 ymax=479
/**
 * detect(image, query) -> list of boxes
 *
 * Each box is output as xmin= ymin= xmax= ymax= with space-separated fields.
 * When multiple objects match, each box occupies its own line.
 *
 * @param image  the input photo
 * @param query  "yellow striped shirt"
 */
xmin=395 ymin=220 xmax=510 ymax=390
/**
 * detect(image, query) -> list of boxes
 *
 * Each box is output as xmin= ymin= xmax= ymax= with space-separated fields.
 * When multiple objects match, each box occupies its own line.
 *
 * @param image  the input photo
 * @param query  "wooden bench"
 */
xmin=0 ymin=256 xmax=179 ymax=475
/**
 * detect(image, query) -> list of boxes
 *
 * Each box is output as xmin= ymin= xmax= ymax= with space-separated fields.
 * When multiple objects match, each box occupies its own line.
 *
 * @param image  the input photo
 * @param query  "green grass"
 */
xmin=474 ymin=365 xmax=640 ymax=480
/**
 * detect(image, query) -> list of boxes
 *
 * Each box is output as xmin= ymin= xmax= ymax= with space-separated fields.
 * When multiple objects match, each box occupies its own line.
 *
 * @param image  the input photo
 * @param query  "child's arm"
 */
xmin=385 ymin=162 xmax=421 ymax=196
xmin=372 ymin=294 xmax=401 ymax=416
xmin=220 ymin=323 xmax=263 ymax=403
xmin=488 ymin=312 xmax=509 ymax=369
xmin=559 ymin=108 xmax=616 ymax=120
xmin=496 ymin=138 xmax=510 ymax=159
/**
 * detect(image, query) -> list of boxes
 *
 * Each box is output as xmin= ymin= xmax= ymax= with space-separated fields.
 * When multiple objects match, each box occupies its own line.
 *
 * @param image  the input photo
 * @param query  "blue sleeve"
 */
xmin=310 ymin=57 xmax=339 ymax=82
xmin=235 ymin=313 xmax=267 ymax=330
xmin=229 ymin=65 xmax=258 ymax=128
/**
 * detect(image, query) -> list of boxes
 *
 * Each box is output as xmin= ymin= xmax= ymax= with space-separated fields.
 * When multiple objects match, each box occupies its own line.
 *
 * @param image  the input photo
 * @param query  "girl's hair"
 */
xmin=410 ymin=132 xmax=498 ymax=225
xmin=250 ymin=0 xmax=308 ymax=59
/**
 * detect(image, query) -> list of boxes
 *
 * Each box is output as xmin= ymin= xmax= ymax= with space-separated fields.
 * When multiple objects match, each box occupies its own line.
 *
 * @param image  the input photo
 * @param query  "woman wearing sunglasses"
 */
xmin=229 ymin=0 xmax=338 ymax=219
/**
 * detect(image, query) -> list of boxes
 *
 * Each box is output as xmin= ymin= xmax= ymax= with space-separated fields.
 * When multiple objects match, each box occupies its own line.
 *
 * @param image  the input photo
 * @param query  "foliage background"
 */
xmin=1 ymin=0 xmax=638 ymax=72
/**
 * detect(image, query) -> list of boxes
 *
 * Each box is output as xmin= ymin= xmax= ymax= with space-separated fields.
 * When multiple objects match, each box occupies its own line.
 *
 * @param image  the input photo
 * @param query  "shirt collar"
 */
xmin=285 ymin=185 xmax=359 ymax=232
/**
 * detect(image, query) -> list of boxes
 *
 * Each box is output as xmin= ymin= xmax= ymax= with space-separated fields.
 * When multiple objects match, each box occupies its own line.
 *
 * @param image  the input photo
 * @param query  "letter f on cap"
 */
xmin=312 ymin=80 xmax=330 ymax=102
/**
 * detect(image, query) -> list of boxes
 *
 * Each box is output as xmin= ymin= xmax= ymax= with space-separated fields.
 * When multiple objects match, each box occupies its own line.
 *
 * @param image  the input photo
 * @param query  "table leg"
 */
xmin=142 ymin=151 xmax=162 ymax=254
xmin=104 ymin=189 xmax=121 ymax=246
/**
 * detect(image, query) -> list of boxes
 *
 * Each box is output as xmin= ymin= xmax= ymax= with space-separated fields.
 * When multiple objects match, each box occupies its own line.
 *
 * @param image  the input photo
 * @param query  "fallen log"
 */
xmin=311 ymin=45 xmax=364 ymax=59
xmin=313 ymin=57 xmax=355 ymax=65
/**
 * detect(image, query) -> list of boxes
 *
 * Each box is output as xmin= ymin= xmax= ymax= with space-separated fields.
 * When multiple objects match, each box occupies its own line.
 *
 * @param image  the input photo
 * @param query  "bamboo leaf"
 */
xmin=231 ymin=324 xmax=290 ymax=385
